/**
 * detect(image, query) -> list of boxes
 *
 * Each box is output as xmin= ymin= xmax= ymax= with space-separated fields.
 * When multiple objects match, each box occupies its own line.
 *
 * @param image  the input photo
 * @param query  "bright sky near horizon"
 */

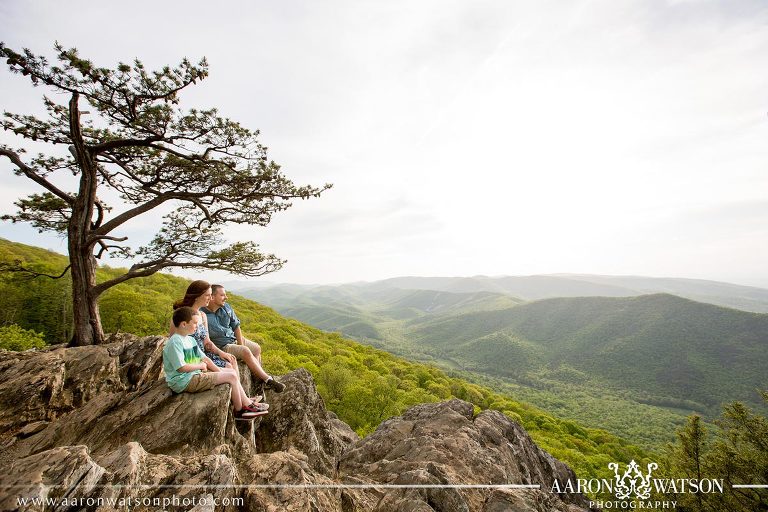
xmin=1 ymin=0 xmax=767 ymax=287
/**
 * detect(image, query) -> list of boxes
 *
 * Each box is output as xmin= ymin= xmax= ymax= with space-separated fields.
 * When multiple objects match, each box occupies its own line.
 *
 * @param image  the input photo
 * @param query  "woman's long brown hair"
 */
xmin=173 ymin=280 xmax=211 ymax=310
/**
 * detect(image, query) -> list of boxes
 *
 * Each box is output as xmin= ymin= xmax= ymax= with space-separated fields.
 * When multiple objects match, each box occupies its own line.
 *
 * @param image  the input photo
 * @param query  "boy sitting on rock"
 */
xmin=163 ymin=306 xmax=267 ymax=419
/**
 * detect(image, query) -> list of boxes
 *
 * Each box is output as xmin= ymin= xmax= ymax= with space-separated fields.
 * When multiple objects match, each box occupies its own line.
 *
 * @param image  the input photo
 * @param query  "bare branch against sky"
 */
xmin=1 ymin=0 xmax=767 ymax=286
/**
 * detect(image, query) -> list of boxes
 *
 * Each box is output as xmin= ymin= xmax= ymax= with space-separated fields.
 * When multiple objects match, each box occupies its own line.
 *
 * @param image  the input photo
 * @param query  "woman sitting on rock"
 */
xmin=171 ymin=280 xmax=268 ymax=412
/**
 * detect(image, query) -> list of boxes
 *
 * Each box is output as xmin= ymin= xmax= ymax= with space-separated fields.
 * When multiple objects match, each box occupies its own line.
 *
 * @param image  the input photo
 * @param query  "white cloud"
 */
xmin=1 ymin=0 xmax=767 ymax=285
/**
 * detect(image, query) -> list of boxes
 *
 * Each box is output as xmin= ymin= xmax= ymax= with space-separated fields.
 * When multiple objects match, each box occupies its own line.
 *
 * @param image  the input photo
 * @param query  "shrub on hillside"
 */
xmin=0 ymin=324 xmax=47 ymax=351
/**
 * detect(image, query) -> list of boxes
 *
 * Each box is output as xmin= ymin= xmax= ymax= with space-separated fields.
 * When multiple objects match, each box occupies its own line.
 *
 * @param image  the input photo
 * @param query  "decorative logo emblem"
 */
xmin=608 ymin=460 xmax=659 ymax=500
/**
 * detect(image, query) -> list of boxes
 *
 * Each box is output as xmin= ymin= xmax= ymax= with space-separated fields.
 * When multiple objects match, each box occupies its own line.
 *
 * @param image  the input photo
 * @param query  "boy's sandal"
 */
xmin=250 ymin=395 xmax=263 ymax=404
xmin=244 ymin=402 xmax=269 ymax=413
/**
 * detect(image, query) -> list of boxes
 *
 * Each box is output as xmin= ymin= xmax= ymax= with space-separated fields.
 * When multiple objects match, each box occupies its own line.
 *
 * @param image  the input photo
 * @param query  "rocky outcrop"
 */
xmin=0 ymin=334 xmax=163 ymax=442
xmin=338 ymin=399 xmax=591 ymax=511
xmin=252 ymin=368 xmax=359 ymax=474
xmin=0 ymin=336 xmax=593 ymax=511
xmin=4 ymin=445 xmax=105 ymax=510
xmin=3 ymin=443 xmax=240 ymax=512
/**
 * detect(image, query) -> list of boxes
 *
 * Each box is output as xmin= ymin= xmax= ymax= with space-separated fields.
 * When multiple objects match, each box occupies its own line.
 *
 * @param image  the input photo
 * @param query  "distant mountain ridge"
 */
xmin=232 ymin=273 xmax=768 ymax=313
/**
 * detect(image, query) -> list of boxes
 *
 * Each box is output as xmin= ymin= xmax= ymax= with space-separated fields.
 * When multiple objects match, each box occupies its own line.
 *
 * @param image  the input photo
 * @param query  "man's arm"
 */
xmin=234 ymin=326 xmax=246 ymax=345
xmin=226 ymin=304 xmax=243 ymax=344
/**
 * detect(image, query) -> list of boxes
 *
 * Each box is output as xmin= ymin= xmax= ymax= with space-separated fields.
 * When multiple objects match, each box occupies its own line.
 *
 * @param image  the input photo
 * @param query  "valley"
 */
xmin=235 ymin=278 xmax=768 ymax=449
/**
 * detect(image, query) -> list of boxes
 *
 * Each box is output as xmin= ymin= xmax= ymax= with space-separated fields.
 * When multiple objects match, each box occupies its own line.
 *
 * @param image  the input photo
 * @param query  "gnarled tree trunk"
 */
xmin=67 ymin=92 xmax=104 ymax=346
xmin=68 ymin=242 xmax=103 ymax=346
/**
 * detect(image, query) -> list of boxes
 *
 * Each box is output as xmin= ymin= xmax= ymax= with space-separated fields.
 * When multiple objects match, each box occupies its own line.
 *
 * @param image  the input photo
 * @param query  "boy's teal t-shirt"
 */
xmin=163 ymin=333 xmax=204 ymax=392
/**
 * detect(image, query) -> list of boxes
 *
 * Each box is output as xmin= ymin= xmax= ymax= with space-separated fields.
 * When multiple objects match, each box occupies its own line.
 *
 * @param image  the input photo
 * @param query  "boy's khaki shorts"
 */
xmin=185 ymin=372 xmax=217 ymax=393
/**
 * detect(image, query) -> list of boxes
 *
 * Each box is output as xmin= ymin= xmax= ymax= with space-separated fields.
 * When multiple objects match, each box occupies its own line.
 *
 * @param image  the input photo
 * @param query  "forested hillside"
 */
xmin=237 ymin=280 xmax=768 ymax=449
xmin=0 ymin=238 xmax=649 ymax=480
xmin=409 ymin=294 xmax=768 ymax=410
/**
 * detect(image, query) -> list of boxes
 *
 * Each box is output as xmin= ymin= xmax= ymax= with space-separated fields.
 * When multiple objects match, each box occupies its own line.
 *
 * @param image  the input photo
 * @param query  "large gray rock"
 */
xmin=1 ymin=445 xmax=104 ymax=512
xmin=339 ymin=399 xmax=592 ymax=512
xmin=93 ymin=442 xmax=241 ymax=511
xmin=253 ymin=368 xmax=359 ymax=475
xmin=1 ymin=336 xmax=594 ymax=512
xmin=19 ymin=379 xmax=235 ymax=457
xmin=0 ymin=334 xmax=163 ymax=442
xmin=0 ymin=334 xmax=257 ymax=461
xmin=3 ymin=442 xmax=241 ymax=512
xmin=239 ymin=451 xmax=373 ymax=512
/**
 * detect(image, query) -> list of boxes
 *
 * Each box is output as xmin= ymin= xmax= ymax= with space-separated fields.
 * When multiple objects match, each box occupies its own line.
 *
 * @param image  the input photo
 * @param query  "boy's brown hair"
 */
xmin=172 ymin=306 xmax=199 ymax=327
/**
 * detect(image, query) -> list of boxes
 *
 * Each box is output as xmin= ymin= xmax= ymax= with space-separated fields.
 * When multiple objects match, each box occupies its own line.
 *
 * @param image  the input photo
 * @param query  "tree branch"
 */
xmin=90 ymin=134 xmax=163 ymax=154
xmin=90 ymin=194 xmax=175 ymax=237
xmin=95 ymin=240 xmax=129 ymax=259
xmin=92 ymin=199 xmax=105 ymax=229
xmin=91 ymin=256 xmax=280 ymax=298
xmin=0 ymin=259 xmax=71 ymax=279
xmin=93 ymin=234 xmax=129 ymax=242
xmin=0 ymin=148 xmax=74 ymax=203
xmin=91 ymin=264 xmax=170 ymax=296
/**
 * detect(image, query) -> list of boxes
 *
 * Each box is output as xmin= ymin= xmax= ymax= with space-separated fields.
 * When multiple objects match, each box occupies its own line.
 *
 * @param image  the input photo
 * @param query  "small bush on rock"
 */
xmin=0 ymin=324 xmax=47 ymax=351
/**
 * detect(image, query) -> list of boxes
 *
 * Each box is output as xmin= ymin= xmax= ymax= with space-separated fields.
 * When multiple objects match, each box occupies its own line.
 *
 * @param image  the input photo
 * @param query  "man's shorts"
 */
xmin=223 ymin=339 xmax=261 ymax=359
xmin=184 ymin=372 xmax=217 ymax=393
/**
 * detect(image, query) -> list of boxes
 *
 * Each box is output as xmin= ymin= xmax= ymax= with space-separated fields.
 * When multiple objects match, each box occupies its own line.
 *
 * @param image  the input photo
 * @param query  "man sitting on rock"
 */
xmin=203 ymin=284 xmax=285 ymax=393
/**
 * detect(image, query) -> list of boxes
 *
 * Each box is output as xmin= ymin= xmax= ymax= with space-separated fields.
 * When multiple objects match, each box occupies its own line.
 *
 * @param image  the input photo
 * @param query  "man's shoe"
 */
xmin=265 ymin=377 xmax=285 ymax=393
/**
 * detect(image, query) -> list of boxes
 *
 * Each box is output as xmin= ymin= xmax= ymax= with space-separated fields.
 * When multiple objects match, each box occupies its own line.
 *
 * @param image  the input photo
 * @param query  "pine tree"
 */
xmin=0 ymin=43 xmax=330 ymax=344
xmin=667 ymin=392 xmax=768 ymax=511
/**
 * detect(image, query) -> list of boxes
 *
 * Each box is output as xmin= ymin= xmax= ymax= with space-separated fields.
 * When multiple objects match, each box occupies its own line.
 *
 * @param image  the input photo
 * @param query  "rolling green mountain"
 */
xmin=237 ymin=284 xmax=525 ymax=340
xmin=554 ymin=274 xmax=768 ymax=314
xmin=235 ymin=280 xmax=768 ymax=449
xmin=0 ymin=237 xmax=650 ymax=480
xmin=407 ymin=294 xmax=768 ymax=412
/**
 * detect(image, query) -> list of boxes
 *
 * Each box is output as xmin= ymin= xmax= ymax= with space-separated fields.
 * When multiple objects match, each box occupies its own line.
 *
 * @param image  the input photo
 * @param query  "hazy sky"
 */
xmin=1 ymin=0 xmax=767 ymax=286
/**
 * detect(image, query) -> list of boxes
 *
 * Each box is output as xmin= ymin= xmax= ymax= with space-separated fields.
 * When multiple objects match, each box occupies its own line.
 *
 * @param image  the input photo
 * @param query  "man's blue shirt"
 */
xmin=202 ymin=303 xmax=241 ymax=349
